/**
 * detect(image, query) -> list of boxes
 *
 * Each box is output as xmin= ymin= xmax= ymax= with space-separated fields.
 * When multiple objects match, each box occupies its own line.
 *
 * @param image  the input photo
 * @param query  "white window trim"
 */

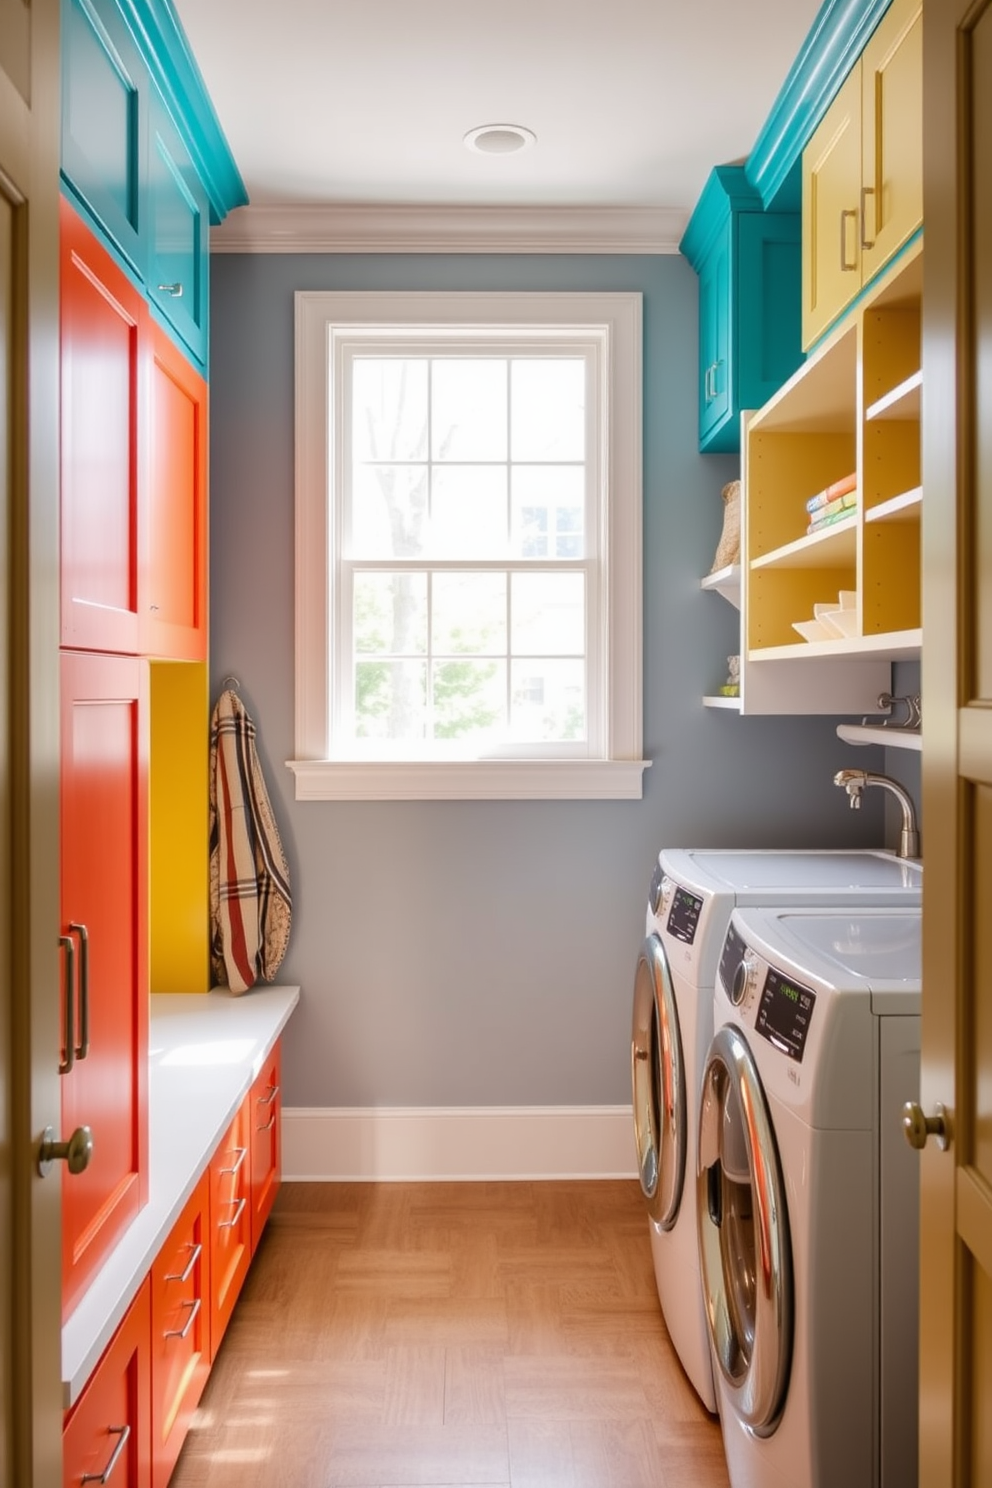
xmin=289 ymin=290 xmax=648 ymax=801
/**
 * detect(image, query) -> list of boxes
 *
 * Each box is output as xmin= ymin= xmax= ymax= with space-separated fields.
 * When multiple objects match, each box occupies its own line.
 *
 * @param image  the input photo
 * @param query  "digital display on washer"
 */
xmin=719 ymin=923 xmax=746 ymax=998
xmin=667 ymin=886 xmax=703 ymax=944
xmin=755 ymin=968 xmax=817 ymax=1062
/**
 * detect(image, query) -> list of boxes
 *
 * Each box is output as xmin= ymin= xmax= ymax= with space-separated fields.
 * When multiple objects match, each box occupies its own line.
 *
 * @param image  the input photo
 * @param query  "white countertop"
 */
xmin=61 ymin=983 xmax=300 ymax=1406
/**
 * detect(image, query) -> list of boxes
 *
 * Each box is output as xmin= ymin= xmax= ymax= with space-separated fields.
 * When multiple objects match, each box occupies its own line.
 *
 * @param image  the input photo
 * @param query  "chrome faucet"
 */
xmin=833 ymin=769 xmax=920 ymax=859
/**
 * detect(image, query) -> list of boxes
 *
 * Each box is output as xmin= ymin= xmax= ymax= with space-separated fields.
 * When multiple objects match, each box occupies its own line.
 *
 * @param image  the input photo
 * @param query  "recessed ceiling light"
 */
xmin=463 ymin=123 xmax=537 ymax=155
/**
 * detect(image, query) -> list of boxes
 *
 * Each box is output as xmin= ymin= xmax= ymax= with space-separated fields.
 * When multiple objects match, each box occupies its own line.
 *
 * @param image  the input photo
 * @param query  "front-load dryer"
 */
xmin=631 ymin=850 xmax=922 ymax=1413
xmin=696 ymin=906 xmax=921 ymax=1488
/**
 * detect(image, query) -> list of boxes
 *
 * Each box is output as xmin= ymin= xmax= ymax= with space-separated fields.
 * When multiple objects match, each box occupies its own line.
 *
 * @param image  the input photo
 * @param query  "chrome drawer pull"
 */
xmin=258 ymin=1083 xmax=280 ymax=1107
xmin=164 ymin=1242 xmax=202 ymax=1284
xmin=256 ymin=1112 xmax=277 ymax=1133
xmin=58 ymin=935 xmax=75 ymax=1074
xmin=68 ymin=922 xmax=90 ymax=1059
xmin=164 ymin=1296 xmax=202 ymax=1341
xmin=158 ymin=282 xmax=184 ymax=298
xmin=218 ymin=1196 xmax=246 ymax=1229
xmin=219 ymin=1146 xmax=247 ymax=1176
xmin=81 ymin=1424 xmax=130 ymax=1483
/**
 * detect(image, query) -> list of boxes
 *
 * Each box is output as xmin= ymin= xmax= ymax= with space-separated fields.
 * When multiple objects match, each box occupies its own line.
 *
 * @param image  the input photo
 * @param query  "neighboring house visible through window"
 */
xmin=290 ymin=291 xmax=647 ymax=801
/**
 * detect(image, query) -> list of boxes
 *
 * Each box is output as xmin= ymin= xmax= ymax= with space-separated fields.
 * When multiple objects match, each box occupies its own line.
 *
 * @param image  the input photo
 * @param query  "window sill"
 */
xmin=286 ymin=758 xmax=651 ymax=801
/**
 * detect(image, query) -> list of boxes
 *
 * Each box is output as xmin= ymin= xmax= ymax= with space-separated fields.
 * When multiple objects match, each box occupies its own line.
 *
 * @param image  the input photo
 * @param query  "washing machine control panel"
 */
xmin=666 ymin=884 xmax=703 ymax=945
xmin=754 ymin=967 xmax=817 ymax=1063
xmin=719 ymin=923 xmax=748 ymax=1001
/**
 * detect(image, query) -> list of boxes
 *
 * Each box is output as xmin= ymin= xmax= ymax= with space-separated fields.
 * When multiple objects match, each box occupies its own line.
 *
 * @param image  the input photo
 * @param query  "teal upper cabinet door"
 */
xmin=682 ymin=166 xmax=804 ymax=455
xmin=147 ymin=88 xmax=209 ymax=368
xmin=62 ymin=0 xmax=147 ymax=273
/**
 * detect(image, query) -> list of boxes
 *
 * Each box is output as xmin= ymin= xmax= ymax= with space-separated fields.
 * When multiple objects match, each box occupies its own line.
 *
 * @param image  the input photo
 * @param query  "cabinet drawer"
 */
xmin=147 ymin=89 xmax=209 ymax=369
xmin=209 ymin=1099 xmax=252 ymax=1358
xmin=249 ymin=1043 xmax=282 ymax=1255
xmin=63 ymin=1277 xmax=151 ymax=1488
xmin=150 ymin=1173 xmax=210 ymax=1488
xmin=144 ymin=322 xmax=208 ymax=661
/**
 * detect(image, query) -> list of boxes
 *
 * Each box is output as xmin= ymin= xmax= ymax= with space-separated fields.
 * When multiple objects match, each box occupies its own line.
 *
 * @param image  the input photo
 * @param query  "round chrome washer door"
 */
xmin=696 ymin=1024 xmax=793 ymax=1435
xmin=631 ymin=934 xmax=687 ymax=1230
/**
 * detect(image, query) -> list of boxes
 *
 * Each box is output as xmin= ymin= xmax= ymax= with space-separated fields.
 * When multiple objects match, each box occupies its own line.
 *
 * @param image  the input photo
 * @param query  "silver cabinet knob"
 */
xmin=902 ymin=1101 xmax=950 ymax=1152
xmin=38 ymin=1124 xmax=93 ymax=1177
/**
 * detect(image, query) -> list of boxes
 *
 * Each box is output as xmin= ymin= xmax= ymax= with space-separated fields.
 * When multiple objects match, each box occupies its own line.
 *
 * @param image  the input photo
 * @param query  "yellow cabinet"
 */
xmin=802 ymin=0 xmax=922 ymax=348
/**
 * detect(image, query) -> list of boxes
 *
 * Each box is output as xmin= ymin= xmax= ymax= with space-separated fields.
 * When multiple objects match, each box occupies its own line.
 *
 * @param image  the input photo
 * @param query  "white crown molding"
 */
xmin=211 ymin=203 xmax=688 ymax=255
xmin=282 ymin=1105 xmax=637 ymax=1181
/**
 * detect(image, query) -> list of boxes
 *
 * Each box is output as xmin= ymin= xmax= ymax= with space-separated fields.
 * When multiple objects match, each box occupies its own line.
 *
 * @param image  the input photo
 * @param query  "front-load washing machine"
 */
xmin=630 ymin=850 xmax=922 ymax=1413
xmin=696 ymin=906 xmax=921 ymax=1488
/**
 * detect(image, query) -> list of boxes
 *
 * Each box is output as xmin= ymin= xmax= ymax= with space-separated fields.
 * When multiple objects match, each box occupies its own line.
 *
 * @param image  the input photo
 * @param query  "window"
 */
xmin=291 ymin=291 xmax=647 ymax=800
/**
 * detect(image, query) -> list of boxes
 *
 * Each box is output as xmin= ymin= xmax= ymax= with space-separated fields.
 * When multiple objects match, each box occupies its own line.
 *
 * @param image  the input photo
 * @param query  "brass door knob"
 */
xmin=902 ymin=1102 xmax=950 ymax=1152
xmin=38 ymin=1124 xmax=93 ymax=1177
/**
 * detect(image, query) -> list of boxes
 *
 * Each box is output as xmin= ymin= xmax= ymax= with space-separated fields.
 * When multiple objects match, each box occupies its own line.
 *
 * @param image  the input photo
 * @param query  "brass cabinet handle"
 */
xmin=68 ymin=921 xmax=90 ymax=1059
xmin=860 ymin=185 xmax=876 ymax=250
xmin=164 ymin=1296 xmax=202 ymax=1341
xmin=218 ymin=1196 xmax=247 ymax=1230
xmin=256 ymin=1112 xmax=277 ymax=1133
xmin=219 ymin=1146 xmax=247 ymax=1177
xmin=258 ymin=1082 xmax=280 ymax=1108
xmin=81 ymin=1424 xmax=130 ymax=1484
xmin=58 ymin=935 xmax=75 ymax=1074
xmin=840 ymin=208 xmax=859 ymax=271
xmin=165 ymin=1242 xmax=202 ymax=1284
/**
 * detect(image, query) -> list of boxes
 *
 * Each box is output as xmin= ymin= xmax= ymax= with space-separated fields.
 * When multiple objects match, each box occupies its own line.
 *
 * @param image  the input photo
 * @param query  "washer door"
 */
xmin=631 ymin=933 xmax=687 ymax=1230
xmin=696 ymin=1025 xmax=792 ymax=1435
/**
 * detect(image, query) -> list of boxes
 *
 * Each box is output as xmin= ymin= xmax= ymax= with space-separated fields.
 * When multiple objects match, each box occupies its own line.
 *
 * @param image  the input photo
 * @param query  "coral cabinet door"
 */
xmin=63 ymin=1276 xmax=151 ymax=1488
xmin=60 ymin=197 xmax=146 ymax=655
xmin=151 ymin=1173 xmax=211 ymax=1488
xmin=60 ymin=650 xmax=149 ymax=1320
xmin=249 ymin=1042 xmax=282 ymax=1255
xmin=209 ymin=1098 xmax=252 ymax=1358
xmin=143 ymin=321 xmax=207 ymax=661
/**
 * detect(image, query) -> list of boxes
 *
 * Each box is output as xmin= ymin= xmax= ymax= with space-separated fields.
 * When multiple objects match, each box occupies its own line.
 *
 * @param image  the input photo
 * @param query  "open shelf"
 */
xmin=749 ymin=627 xmax=921 ymax=662
xmin=865 ymin=369 xmax=922 ymax=422
xmin=836 ymin=722 xmax=922 ymax=750
xmin=701 ymin=564 xmax=742 ymax=607
xmin=865 ymin=486 xmax=922 ymax=524
xmin=703 ymin=695 xmax=743 ymax=710
xmin=751 ymin=514 xmax=858 ymax=571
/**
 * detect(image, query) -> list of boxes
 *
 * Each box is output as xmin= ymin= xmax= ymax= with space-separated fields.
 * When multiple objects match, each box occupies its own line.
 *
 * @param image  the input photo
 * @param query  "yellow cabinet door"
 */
xmin=861 ymin=0 xmax=923 ymax=283
xmin=802 ymin=65 xmax=862 ymax=349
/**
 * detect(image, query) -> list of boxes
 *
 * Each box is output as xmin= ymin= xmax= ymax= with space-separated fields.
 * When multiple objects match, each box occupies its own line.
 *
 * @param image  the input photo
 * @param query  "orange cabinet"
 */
xmin=143 ymin=323 xmax=207 ymax=661
xmin=60 ymin=195 xmax=146 ymax=656
xmin=150 ymin=1174 xmax=211 ymax=1488
xmin=60 ymin=650 xmax=149 ymax=1321
xmin=249 ymin=1042 xmax=282 ymax=1255
xmin=63 ymin=1277 xmax=151 ymax=1488
xmin=208 ymin=1099 xmax=252 ymax=1358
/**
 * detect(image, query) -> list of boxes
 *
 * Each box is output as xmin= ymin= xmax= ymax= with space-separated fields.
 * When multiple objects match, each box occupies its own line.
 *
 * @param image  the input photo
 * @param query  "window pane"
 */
xmin=511 ymin=358 xmax=585 ymax=461
xmin=355 ymin=660 xmax=427 ymax=740
xmin=431 ymin=466 xmax=508 ymax=557
xmin=432 ymin=359 xmax=507 ymax=461
xmin=511 ymin=572 xmax=585 ymax=656
xmin=351 ymin=464 xmax=428 ymax=557
xmin=432 ymin=572 xmax=506 ymax=655
xmin=354 ymin=572 xmax=427 ymax=655
xmin=510 ymin=659 xmax=586 ymax=742
xmin=352 ymin=358 xmax=428 ymax=462
xmin=511 ymin=466 xmax=585 ymax=559
xmin=431 ymin=660 xmax=506 ymax=742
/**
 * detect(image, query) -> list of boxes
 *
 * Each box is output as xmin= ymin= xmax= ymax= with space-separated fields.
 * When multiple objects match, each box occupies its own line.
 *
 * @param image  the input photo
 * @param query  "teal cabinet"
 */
xmin=682 ymin=166 xmax=804 ymax=455
xmin=148 ymin=90 xmax=209 ymax=366
xmin=62 ymin=0 xmax=147 ymax=275
xmin=59 ymin=0 xmax=246 ymax=372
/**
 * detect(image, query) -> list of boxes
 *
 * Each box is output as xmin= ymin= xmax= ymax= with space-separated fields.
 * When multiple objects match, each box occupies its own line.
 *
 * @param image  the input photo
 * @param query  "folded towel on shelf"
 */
xmin=209 ymin=687 xmax=292 ymax=994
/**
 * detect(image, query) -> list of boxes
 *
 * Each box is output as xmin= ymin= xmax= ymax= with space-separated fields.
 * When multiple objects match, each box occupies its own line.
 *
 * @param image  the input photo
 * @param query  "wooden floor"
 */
xmin=171 ymin=1180 xmax=729 ymax=1488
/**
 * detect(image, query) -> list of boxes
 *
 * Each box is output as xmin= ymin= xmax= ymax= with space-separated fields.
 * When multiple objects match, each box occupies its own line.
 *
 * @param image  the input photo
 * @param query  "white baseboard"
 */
xmin=282 ymin=1105 xmax=637 ymax=1182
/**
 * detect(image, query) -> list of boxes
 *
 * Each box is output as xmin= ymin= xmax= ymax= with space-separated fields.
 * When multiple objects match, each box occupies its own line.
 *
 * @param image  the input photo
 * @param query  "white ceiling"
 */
xmin=174 ymin=0 xmax=823 ymax=216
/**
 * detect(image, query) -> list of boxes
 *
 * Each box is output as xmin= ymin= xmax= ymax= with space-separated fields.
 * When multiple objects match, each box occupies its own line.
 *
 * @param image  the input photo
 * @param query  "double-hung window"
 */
xmin=291 ymin=291 xmax=647 ymax=800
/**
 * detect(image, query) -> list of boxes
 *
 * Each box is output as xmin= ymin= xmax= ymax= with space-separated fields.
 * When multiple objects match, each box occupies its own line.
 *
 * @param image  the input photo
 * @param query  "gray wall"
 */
xmin=209 ymin=251 xmax=889 ymax=1110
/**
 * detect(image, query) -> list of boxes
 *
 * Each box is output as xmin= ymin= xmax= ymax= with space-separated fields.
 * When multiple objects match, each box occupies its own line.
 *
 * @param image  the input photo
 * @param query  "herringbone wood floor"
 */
xmin=170 ymin=1180 xmax=729 ymax=1488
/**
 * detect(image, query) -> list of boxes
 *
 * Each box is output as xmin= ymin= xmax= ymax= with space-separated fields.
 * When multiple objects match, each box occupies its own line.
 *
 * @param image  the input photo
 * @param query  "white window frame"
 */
xmin=290 ymin=290 xmax=648 ymax=801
